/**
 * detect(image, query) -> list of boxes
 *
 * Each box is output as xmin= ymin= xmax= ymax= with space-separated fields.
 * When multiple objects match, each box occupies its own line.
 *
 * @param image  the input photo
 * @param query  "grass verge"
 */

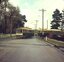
xmin=44 ymin=38 xmax=64 ymax=47
xmin=0 ymin=34 xmax=16 ymax=39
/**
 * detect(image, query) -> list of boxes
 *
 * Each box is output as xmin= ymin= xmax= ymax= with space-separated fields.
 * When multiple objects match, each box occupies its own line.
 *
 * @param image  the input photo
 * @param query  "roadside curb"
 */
xmin=38 ymin=37 xmax=64 ymax=52
xmin=45 ymin=38 xmax=64 ymax=52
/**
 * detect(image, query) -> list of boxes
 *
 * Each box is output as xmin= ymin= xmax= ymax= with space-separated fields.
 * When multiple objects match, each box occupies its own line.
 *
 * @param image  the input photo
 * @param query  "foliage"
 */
xmin=51 ymin=9 xmax=62 ymax=29
xmin=0 ymin=0 xmax=27 ymax=33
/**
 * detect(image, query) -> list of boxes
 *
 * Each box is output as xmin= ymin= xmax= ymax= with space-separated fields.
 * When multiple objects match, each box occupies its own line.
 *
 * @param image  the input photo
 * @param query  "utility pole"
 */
xmin=35 ymin=20 xmax=38 ymax=30
xmin=47 ymin=20 xmax=48 ymax=29
xmin=39 ymin=9 xmax=46 ymax=31
xmin=34 ymin=20 xmax=38 ymax=36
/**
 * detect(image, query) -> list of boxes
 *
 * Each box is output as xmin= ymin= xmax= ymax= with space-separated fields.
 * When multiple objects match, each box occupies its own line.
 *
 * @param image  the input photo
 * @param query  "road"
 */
xmin=0 ymin=38 xmax=64 ymax=62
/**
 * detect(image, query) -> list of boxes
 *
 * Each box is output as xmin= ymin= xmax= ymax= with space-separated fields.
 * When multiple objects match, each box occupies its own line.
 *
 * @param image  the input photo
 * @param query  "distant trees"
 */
xmin=51 ymin=9 xmax=62 ymax=29
xmin=0 ymin=0 xmax=27 ymax=33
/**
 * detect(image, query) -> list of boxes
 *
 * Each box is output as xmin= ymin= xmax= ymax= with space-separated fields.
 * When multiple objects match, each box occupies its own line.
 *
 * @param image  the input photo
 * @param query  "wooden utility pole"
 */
xmin=39 ymin=9 xmax=46 ymax=31
xmin=47 ymin=20 xmax=48 ymax=29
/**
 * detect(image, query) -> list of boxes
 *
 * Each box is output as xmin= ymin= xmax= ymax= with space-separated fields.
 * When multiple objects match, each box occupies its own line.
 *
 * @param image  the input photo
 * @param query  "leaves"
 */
xmin=51 ymin=9 xmax=62 ymax=29
xmin=0 ymin=0 xmax=27 ymax=33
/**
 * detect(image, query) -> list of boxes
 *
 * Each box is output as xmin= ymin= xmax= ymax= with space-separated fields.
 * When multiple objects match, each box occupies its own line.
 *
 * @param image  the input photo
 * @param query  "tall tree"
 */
xmin=0 ymin=0 xmax=9 ymax=33
xmin=0 ymin=0 xmax=27 ymax=33
xmin=7 ymin=4 xmax=27 ymax=33
xmin=51 ymin=9 xmax=62 ymax=29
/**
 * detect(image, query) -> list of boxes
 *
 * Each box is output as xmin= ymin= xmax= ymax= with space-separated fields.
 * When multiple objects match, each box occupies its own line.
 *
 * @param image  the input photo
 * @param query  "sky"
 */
xmin=9 ymin=0 xmax=64 ymax=29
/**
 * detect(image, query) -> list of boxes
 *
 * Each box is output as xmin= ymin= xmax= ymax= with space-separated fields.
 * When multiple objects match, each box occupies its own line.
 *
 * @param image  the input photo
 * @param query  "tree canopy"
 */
xmin=0 ymin=0 xmax=27 ymax=33
xmin=51 ymin=9 xmax=62 ymax=29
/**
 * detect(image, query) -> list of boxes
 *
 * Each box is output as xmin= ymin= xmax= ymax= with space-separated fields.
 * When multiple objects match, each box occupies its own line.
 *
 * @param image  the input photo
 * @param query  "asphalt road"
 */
xmin=0 ymin=38 xmax=64 ymax=62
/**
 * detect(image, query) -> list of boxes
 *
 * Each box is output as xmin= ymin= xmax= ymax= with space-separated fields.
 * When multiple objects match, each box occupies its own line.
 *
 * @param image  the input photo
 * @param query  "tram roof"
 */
xmin=17 ymin=27 xmax=32 ymax=30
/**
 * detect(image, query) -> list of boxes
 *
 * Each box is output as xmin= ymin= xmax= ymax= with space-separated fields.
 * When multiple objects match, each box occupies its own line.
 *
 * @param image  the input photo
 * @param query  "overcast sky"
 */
xmin=9 ymin=0 xmax=64 ymax=29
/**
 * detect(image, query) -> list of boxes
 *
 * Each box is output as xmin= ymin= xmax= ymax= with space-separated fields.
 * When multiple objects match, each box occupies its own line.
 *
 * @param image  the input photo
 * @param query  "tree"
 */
xmin=51 ymin=9 xmax=62 ymax=29
xmin=6 ymin=3 xmax=27 ymax=33
xmin=7 ymin=4 xmax=27 ymax=33
xmin=0 ymin=0 xmax=9 ymax=33
xmin=0 ymin=0 xmax=27 ymax=33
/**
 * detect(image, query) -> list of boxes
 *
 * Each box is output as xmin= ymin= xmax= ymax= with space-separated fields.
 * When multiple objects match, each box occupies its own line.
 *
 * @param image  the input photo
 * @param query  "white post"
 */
xmin=45 ymin=36 xmax=47 ymax=41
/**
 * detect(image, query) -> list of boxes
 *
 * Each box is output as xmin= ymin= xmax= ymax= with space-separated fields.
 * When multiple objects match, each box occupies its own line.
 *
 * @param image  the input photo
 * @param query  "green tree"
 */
xmin=0 ymin=0 xmax=27 ymax=33
xmin=0 ymin=0 xmax=9 ymax=33
xmin=51 ymin=9 xmax=62 ymax=29
xmin=7 ymin=4 xmax=27 ymax=33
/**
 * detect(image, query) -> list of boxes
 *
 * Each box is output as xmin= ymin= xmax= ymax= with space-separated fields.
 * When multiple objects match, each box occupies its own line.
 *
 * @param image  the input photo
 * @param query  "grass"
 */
xmin=0 ymin=34 xmax=16 ymax=38
xmin=44 ymin=38 xmax=64 ymax=47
